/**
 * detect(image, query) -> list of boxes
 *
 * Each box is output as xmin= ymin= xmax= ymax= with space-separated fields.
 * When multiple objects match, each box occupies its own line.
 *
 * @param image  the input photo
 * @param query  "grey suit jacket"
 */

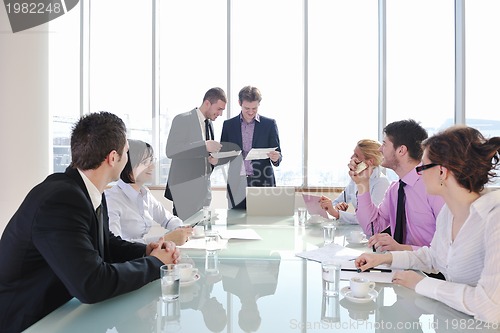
xmin=165 ymin=108 xmax=213 ymax=219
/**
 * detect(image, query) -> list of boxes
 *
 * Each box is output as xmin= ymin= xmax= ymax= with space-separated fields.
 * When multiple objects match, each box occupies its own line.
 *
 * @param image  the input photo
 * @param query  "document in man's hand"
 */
xmin=210 ymin=150 xmax=241 ymax=159
xmin=245 ymin=147 xmax=277 ymax=160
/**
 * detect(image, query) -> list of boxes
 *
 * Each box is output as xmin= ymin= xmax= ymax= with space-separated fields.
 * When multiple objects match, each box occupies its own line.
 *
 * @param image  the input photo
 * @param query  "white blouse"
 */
xmin=391 ymin=190 xmax=500 ymax=323
xmin=105 ymin=180 xmax=183 ymax=244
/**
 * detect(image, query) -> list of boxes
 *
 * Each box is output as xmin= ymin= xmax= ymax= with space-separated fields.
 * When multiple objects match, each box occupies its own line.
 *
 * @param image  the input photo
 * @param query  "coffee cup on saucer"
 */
xmin=177 ymin=263 xmax=199 ymax=282
xmin=192 ymin=226 xmax=204 ymax=238
xmin=349 ymin=277 xmax=375 ymax=298
xmin=349 ymin=230 xmax=366 ymax=243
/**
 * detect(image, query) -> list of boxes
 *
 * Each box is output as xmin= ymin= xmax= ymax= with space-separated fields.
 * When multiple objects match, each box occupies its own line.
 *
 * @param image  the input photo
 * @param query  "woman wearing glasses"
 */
xmin=105 ymin=139 xmax=193 ymax=245
xmin=355 ymin=126 xmax=500 ymax=323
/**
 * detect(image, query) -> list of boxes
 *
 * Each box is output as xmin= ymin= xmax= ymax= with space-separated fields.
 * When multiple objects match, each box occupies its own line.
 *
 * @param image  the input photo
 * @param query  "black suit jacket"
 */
xmin=0 ymin=167 xmax=163 ymax=333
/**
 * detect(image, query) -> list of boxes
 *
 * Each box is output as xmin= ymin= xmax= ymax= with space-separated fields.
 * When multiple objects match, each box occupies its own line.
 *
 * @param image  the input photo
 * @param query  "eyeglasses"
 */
xmin=415 ymin=163 xmax=438 ymax=175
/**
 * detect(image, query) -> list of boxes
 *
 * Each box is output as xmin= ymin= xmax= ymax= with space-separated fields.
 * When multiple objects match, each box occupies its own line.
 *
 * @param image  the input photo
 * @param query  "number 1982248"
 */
xmin=5 ymin=2 xmax=63 ymax=14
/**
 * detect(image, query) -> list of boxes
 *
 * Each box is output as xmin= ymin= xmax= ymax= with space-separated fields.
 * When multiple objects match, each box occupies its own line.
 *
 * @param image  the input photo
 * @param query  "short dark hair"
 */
xmin=120 ymin=140 xmax=153 ymax=183
xmin=423 ymin=126 xmax=500 ymax=193
xmin=70 ymin=112 xmax=127 ymax=170
xmin=203 ymin=87 xmax=227 ymax=104
xmin=238 ymin=86 xmax=262 ymax=104
xmin=384 ymin=119 xmax=428 ymax=161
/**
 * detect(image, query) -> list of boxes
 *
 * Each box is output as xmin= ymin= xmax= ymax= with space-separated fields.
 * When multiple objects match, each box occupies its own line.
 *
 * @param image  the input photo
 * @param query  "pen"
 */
xmin=343 ymin=191 xmax=346 ymax=203
xmin=371 ymin=222 xmax=376 ymax=252
xmin=190 ymin=220 xmax=201 ymax=227
xmin=347 ymin=268 xmax=392 ymax=273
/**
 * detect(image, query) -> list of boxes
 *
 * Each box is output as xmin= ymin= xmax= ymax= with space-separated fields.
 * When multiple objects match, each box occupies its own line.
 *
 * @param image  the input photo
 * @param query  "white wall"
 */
xmin=0 ymin=11 xmax=50 ymax=235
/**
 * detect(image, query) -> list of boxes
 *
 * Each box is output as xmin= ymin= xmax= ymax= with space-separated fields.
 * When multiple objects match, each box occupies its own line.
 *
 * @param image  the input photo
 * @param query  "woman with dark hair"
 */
xmin=106 ymin=139 xmax=192 ymax=245
xmin=355 ymin=126 xmax=500 ymax=323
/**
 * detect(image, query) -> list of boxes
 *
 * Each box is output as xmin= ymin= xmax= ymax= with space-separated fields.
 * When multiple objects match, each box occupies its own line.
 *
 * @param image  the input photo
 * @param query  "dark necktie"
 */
xmin=96 ymin=204 xmax=104 ymax=256
xmin=394 ymin=180 xmax=406 ymax=244
xmin=204 ymin=119 xmax=214 ymax=140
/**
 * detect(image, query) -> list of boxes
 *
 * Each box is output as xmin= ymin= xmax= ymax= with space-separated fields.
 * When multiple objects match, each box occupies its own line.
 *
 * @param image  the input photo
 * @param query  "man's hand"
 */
xmin=267 ymin=150 xmax=281 ymax=163
xmin=206 ymin=140 xmax=222 ymax=153
xmin=148 ymin=239 xmax=181 ymax=264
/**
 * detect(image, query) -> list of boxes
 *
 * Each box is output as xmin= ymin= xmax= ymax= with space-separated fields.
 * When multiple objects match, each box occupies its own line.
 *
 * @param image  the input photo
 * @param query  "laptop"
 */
xmin=302 ymin=193 xmax=329 ymax=218
xmin=246 ymin=186 xmax=296 ymax=216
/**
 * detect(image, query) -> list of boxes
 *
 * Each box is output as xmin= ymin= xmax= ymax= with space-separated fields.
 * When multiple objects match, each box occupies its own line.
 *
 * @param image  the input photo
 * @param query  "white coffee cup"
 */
xmin=177 ymin=263 xmax=199 ymax=282
xmin=350 ymin=230 xmax=366 ymax=243
xmin=349 ymin=277 xmax=375 ymax=298
xmin=193 ymin=225 xmax=204 ymax=237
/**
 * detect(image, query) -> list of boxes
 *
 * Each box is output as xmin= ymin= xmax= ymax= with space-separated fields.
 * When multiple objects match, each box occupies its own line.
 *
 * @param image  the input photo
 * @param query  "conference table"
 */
xmin=25 ymin=209 xmax=496 ymax=333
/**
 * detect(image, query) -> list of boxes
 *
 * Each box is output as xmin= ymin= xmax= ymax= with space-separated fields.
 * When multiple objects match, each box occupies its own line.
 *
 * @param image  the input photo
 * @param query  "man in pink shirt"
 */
xmin=350 ymin=119 xmax=445 ymax=251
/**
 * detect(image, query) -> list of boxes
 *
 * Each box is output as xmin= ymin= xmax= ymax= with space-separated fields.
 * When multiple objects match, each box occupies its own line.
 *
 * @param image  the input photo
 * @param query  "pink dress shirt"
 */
xmin=356 ymin=168 xmax=445 ymax=249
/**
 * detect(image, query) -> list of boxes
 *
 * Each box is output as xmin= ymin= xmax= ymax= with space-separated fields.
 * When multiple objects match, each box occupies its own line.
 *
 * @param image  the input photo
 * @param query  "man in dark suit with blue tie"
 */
xmin=0 ymin=112 xmax=180 ymax=333
xmin=221 ymin=86 xmax=282 ymax=209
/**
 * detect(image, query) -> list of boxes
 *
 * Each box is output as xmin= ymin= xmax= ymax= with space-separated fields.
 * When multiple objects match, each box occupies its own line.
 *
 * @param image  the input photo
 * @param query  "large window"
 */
xmin=49 ymin=1 xmax=500 ymax=188
xmin=386 ymin=0 xmax=455 ymax=134
xmin=158 ymin=0 xmax=227 ymax=185
xmin=308 ymin=0 xmax=378 ymax=187
xmin=49 ymin=3 xmax=80 ymax=172
xmin=465 ymin=0 xmax=500 ymax=137
xmin=231 ymin=0 xmax=303 ymax=186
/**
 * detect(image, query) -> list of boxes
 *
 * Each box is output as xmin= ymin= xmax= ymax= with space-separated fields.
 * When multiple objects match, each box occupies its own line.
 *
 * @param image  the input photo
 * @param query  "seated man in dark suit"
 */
xmin=221 ymin=86 xmax=282 ymax=209
xmin=0 ymin=112 xmax=179 ymax=333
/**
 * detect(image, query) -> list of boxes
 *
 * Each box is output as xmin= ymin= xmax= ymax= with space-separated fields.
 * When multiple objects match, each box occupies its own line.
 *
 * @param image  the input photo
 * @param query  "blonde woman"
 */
xmin=320 ymin=139 xmax=390 ymax=224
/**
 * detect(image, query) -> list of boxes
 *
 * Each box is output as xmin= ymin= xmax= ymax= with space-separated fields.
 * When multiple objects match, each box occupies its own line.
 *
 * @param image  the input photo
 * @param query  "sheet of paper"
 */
xmin=218 ymin=229 xmax=262 ymax=240
xmin=211 ymin=150 xmax=241 ymax=159
xmin=245 ymin=147 xmax=277 ymax=160
xmin=295 ymin=244 xmax=364 ymax=263
xmin=178 ymin=237 xmax=228 ymax=250
xmin=302 ymin=193 xmax=328 ymax=218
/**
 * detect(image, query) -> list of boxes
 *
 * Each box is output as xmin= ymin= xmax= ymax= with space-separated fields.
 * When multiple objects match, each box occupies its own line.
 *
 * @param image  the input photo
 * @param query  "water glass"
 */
xmin=323 ymin=224 xmax=336 ymax=246
xmin=205 ymin=230 xmax=220 ymax=252
xmin=205 ymin=249 xmax=219 ymax=274
xmin=203 ymin=206 xmax=212 ymax=232
xmin=160 ymin=264 xmax=180 ymax=301
xmin=321 ymin=260 xmax=341 ymax=296
xmin=297 ymin=207 xmax=307 ymax=225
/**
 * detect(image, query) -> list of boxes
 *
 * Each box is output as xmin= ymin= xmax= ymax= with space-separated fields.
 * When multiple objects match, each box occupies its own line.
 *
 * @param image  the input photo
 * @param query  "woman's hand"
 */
xmin=391 ymin=270 xmax=425 ymax=290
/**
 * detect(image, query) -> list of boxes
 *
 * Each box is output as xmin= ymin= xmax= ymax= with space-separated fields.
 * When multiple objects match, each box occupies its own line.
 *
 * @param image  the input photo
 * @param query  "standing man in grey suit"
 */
xmin=0 ymin=112 xmax=179 ymax=333
xmin=164 ymin=87 xmax=226 ymax=220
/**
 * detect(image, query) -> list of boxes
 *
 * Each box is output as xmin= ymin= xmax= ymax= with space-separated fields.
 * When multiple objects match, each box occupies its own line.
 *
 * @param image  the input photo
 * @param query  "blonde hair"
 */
xmin=357 ymin=139 xmax=383 ymax=166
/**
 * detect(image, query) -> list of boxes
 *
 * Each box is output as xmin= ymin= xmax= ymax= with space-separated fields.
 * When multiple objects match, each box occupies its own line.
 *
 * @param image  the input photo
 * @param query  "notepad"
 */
xmin=302 ymin=193 xmax=329 ymax=218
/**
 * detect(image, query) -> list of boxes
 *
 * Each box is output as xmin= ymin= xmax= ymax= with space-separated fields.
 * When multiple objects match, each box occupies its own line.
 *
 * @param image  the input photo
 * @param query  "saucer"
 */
xmin=346 ymin=237 xmax=368 ymax=245
xmin=340 ymin=286 xmax=378 ymax=304
xmin=180 ymin=274 xmax=200 ymax=287
xmin=190 ymin=233 xmax=205 ymax=239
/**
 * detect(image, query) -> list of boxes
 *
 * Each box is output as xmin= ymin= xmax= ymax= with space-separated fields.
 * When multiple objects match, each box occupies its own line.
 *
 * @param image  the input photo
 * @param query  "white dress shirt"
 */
xmin=105 ymin=179 xmax=183 ymax=244
xmin=391 ymin=190 xmax=500 ymax=323
xmin=332 ymin=166 xmax=390 ymax=224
